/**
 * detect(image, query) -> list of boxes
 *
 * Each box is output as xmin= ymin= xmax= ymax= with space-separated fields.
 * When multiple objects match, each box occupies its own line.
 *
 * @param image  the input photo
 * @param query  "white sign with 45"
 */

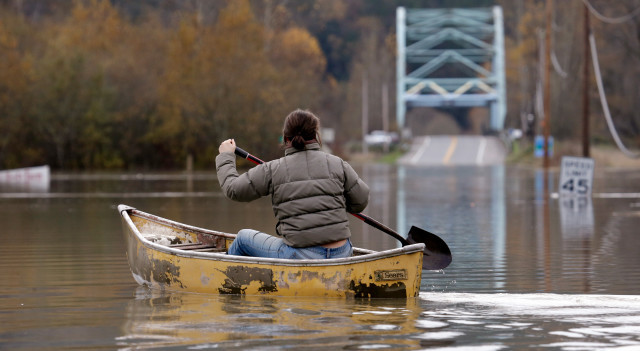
xmin=559 ymin=156 xmax=594 ymax=196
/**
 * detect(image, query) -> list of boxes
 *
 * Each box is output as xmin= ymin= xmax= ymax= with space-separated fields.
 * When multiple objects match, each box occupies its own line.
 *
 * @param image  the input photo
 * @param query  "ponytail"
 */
xmin=290 ymin=135 xmax=307 ymax=150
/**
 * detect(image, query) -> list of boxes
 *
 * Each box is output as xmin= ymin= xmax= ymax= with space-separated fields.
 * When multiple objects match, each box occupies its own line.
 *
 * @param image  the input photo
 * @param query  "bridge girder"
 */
xmin=396 ymin=6 xmax=506 ymax=131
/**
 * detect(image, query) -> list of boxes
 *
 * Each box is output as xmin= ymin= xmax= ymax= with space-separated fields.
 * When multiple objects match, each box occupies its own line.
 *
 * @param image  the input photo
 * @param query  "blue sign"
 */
xmin=534 ymin=135 xmax=554 ymax=158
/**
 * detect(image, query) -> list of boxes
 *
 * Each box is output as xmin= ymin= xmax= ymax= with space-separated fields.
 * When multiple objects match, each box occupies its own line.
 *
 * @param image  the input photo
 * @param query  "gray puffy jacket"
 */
xmin=215 ymin=143 xmax=369 ymax=247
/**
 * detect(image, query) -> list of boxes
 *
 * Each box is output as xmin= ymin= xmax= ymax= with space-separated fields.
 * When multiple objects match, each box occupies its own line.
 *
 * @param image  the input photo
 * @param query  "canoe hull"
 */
xmin=120 ymin=205 xmax=424 ymax=298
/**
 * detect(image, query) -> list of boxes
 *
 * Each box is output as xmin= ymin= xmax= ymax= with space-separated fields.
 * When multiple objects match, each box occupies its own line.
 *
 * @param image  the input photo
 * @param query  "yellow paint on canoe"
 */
xmin=120 ymin=205 xmax=424 ymax=298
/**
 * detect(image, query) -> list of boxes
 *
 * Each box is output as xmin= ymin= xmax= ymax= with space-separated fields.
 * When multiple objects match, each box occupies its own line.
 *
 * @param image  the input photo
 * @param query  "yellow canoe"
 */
xmin=119 ymin=205 xmax=424 ymax=298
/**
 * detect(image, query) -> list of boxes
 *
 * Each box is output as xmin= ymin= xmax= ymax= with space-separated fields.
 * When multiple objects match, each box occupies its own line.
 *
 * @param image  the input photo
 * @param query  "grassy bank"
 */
xmin=350 ymin=139 xmax=640 ymax=170
xmin=507 ymin=140 xmax=640 ymax=169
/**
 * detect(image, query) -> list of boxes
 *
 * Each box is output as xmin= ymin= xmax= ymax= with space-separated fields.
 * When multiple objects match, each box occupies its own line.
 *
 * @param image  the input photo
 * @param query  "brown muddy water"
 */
xmin=1 ymin=164 xmax=639 ymax=350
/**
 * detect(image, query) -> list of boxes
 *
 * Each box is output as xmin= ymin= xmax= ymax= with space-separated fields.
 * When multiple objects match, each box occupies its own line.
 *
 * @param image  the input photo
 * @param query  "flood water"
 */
xmin=1 ymin=163 xmax=639 ymax=350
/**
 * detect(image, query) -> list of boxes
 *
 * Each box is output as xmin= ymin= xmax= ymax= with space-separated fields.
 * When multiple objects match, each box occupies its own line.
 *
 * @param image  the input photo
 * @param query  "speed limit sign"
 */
xmin=559 ymin=156 xmax=594 ymax=196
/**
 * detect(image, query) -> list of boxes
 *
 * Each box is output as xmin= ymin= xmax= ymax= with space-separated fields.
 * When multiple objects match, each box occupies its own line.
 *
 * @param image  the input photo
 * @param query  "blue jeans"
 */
xmin=227 ymin=229 xmax=352 ymax=259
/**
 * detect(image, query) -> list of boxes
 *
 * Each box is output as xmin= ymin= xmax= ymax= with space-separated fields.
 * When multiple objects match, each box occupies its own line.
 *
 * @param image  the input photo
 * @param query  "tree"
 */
xmin=0 ymin=15 xmax=35 ymax=167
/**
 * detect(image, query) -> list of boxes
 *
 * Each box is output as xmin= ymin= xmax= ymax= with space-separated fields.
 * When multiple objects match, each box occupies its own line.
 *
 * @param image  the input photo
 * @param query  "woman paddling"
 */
xmin=215 ymin=109 xmax=370 ymax=259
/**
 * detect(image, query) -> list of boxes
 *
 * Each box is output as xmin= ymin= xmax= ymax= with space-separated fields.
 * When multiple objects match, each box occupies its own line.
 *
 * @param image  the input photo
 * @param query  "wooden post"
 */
xmin=543 ymin=0 xmax=553 ymax=168
xmin=362 ymin=73 xmax=369 ymax=154
xmin=582 ymin=3 xmax=591 ymax=158
xmin=382 ymin=83 xmax=389 ymax=153
xmin=186 ymin=154 xmax=193 ymax=172
xmin=382 ymin=83 xmax=389 ymax=133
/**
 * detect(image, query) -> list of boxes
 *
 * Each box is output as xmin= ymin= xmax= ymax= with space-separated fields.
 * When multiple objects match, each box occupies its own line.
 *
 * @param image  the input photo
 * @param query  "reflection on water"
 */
xmin=0 ymin=165 xmax=639 ymax=349
xmin=119 ymin=288 xmax=429 ymax=350
xmin=395 ymin=165 xmax=509 ymax=293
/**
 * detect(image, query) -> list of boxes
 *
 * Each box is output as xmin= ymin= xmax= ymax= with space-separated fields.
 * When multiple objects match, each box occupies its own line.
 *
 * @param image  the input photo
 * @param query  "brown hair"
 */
xmin=283 ymin=109 xmax=322 ymax=150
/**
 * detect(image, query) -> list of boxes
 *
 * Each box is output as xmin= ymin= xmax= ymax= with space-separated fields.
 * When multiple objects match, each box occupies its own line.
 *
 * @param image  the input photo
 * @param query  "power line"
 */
xmin=551 ymin=50 xmax=568 ymax=78
xmin=582 ymin=0 xmax=640 ymax=24
xmin=589 ymin=32 xmax=640 ymax=158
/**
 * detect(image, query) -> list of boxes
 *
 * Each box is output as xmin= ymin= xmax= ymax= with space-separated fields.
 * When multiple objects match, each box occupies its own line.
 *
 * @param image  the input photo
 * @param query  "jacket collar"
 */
xmin=285 ymin=142 xmax=320 ymax=156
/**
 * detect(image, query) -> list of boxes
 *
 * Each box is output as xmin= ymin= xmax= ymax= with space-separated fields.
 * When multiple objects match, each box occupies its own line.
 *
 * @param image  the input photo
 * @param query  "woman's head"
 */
xmin=283 ymin=109 xmax=321 ymax=149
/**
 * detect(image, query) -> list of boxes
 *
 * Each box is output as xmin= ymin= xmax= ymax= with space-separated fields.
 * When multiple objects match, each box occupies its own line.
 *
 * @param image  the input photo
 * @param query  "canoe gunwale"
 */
xmin=119 ymin=204 xmax=426 ymax=267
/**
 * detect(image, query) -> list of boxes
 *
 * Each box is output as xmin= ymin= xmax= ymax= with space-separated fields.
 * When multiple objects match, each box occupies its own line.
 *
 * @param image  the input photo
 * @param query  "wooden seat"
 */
xmin=191 ymin=247 xmax=227 ymax=252
xmin=169 ymin=242 xmax=219 ymax=250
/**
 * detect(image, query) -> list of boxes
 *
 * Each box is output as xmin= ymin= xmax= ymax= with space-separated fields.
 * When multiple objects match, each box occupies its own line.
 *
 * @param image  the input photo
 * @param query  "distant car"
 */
xmin=364 ymin=130 xmax=399 ymax=146
xmin=508 ymin=128 xmax=523 ymax=140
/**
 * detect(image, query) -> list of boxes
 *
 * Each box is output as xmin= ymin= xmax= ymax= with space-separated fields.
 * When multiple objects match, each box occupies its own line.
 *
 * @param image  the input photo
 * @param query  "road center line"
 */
xmin=442 ymin=136 xmax=458 ymax=165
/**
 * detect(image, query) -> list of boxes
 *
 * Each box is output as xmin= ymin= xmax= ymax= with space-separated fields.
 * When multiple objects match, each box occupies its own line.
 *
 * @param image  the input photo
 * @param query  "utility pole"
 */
xmin=382 ymin=83 xmax=389 ymax=134
xmin=543 ymin=0 xmax=553 ymax=169
xmin=582 ymin=3 xmax=591 ymax=158
xmin=382 ymin=83 xmax=389 ymax=153
xmin=362 ymin=73 xmax=369 ymax=154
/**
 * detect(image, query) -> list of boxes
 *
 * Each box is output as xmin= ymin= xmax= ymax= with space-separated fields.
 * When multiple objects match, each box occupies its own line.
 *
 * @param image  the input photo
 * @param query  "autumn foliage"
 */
xmin=0 ymin=0 xmax=335 ymax=169
xmin=0 ymin=0 xmax=638 ymax=170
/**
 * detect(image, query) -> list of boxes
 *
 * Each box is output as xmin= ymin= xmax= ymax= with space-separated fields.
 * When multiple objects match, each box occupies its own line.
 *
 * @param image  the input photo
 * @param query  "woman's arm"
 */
xmin=342 ymin=161 xmax=370 ymax=213
xmin=215 ymin=139 xmax=270 ymax=202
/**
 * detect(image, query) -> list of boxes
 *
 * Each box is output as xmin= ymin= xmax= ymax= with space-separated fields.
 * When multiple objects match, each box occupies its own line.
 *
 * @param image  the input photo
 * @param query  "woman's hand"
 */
xmin=218 ymin=139 xmax=236 ymax=154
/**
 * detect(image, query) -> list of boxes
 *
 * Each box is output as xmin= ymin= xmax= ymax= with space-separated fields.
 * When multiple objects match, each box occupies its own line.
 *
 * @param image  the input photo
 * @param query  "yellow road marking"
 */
xmin=442 ymin=136 xmax=458 ymax=164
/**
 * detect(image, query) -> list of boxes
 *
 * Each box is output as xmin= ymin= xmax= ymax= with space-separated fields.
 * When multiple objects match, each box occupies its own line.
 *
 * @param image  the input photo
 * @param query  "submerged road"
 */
xmin=398 ymin=135 xmax=506 ymax=166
